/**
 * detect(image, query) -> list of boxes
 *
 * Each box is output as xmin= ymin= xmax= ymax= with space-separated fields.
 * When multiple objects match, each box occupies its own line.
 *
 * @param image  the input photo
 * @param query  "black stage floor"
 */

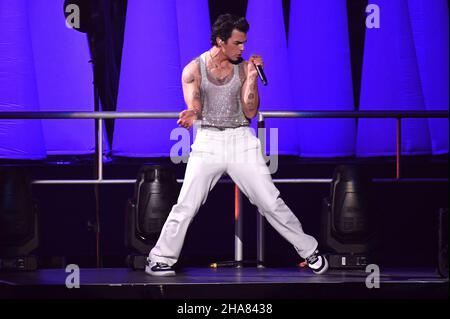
xmin=0 ymin=267 xmax=447 ymax=299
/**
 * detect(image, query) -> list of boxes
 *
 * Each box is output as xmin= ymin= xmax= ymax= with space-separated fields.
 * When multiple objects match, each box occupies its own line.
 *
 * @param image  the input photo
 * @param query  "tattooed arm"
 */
xmin=241 ymin=55 xmax=263 ymax=119
xmin=178 ymin=59 xmax=202 ymax=129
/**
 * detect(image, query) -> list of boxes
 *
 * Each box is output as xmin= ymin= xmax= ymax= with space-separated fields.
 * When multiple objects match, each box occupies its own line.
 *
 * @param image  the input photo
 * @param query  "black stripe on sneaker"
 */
xmin=313 ymin=256 xmax=326 ymax=273
xmin=151 ymin=263 xmax=173 ymax=272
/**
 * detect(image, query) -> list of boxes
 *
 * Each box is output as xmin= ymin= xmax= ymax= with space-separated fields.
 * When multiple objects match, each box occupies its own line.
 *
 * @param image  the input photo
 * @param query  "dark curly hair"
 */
xmin=211 ymin=14 xmax=250 ymax=47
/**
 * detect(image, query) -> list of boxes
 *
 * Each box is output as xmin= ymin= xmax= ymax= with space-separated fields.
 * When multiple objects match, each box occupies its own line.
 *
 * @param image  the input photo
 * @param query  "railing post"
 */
xmin=396 ymin=118 xmax=402 ymax=179
xmin=98 ymin=118 xmax=103 ymax=180
xmin=234 ymin=185 xmax=243 ymax=267
xmin=94 ymin=117 xmax=103 ymax=268
xmin=257 ymin=112 xmax=266 ymax=268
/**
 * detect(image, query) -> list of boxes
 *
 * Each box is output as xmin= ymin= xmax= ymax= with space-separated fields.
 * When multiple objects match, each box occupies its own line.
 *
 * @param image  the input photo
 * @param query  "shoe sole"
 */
xmin=145 ymin=266 xmax=176 ymax=277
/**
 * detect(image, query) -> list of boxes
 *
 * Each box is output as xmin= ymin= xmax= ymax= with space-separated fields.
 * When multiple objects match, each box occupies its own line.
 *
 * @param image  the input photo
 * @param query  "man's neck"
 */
xmin=209 ymin=46 xmax=230 ymax=66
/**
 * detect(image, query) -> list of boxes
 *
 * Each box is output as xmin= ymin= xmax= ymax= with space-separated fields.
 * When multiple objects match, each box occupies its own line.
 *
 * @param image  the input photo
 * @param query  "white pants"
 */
xmin=149 ymin=126 xmax=318 ymax=266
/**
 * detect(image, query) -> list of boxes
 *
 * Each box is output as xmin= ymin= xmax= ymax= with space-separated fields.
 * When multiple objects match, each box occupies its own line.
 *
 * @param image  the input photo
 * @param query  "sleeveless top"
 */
xmin=197 ymin=52 xmax=249 ymax=129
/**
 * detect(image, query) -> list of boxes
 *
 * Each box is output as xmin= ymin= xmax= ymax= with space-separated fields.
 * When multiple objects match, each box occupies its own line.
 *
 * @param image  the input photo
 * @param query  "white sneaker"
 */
xmin=145 ymin=259 xmax=176 ymax=277
xmin=306 ymin=251 xmax=329 ymax=275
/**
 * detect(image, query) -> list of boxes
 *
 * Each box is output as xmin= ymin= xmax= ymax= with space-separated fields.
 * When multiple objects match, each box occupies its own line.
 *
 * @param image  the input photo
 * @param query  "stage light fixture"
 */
xmin=321 ymin=165 xmax=375 ymax=269
xmin=0 ymin=167 xmax=39 ymax=271
xmin=125 ymin=165 xmax=179 ymax=269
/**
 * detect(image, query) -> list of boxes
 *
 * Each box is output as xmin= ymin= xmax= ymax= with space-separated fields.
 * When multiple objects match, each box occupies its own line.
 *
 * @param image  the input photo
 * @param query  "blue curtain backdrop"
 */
xmin=246 ymin=0 xmax=297 ymax=155
xmin=288 ymin=0 xmax=356 ymax=157
xmin=408 ymin=0 xmax=449 ymax=155
xmin=176 ymin=0 xmax=211 ymax=70
xmin=176 ymin=0 xmax=211 ymax=151
xmin=113 ymin=0 xmax=185 ymax=157
xmin=0 ymin=0 xmax=46 ymax=159
xmin=1 ymin=1 xmax=445 ymax=160
xmin=28 ymin=0 xmax=109 ymax=155
xmin=356 ymin=0 xmax=431 ymax=157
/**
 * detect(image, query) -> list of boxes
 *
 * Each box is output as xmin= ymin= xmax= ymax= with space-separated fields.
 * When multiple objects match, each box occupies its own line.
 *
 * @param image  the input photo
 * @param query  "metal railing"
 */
xmin=1 ymin=110 xmax=448 ymax=267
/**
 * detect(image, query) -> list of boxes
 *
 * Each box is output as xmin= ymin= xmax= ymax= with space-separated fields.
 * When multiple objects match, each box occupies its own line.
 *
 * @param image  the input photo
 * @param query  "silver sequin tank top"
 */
xmin=198 ymin=52 xmax=249 ymax=129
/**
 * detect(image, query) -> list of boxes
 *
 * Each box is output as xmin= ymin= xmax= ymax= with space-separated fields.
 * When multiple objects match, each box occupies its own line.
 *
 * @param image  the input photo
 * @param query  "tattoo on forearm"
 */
xmin=241 ymin=75 xmax=259 ymax=115
xmin=193 ymin=91 xmax=201 ymax=101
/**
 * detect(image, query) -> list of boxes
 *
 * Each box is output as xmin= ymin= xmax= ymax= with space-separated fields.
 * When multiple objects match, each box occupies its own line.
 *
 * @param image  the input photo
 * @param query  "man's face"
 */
xmin=219 ymin=29 xmax=247 ymax=62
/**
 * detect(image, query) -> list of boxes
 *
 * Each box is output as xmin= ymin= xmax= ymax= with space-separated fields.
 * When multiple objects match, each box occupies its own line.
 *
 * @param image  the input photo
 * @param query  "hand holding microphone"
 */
xmin=255 ymin=63 xmax=268 ymax=86
xmin=248 ymin=54 xmax=268 ymax=86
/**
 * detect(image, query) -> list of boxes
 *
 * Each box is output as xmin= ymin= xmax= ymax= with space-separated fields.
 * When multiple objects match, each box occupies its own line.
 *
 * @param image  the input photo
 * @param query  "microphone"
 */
xmin=254 ymin=64 xmax=268 ymax=86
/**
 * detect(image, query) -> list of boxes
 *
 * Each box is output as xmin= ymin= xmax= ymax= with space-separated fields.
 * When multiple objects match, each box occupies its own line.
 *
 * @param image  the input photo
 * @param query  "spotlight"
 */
xmin=0 ymin=167 xmax=39 ymax=271
xmin=438 ymin=208 xmax=448 ymax=278
xmin=321 ymin=165 xmax=375 ymax=269
xmin=125 ymin=165 xmax=179 ymax=269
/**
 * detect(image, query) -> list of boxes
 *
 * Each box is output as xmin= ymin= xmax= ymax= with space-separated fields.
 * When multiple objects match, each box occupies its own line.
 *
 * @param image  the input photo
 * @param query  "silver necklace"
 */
xmin=208 ymin=50 xmax=230 ymax=84
xmin=209 ymin=50 xmax=220 ymax=69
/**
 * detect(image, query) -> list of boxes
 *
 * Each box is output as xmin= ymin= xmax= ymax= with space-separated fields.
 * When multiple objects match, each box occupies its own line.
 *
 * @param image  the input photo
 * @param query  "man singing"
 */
xmin=146 ymin=14 xmax=328 ymax=276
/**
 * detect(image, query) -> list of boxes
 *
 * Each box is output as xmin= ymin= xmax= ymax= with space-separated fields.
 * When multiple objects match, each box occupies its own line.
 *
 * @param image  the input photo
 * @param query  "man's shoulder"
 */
xmin=236 ymin=58 xmax=248 ymax=71
xmin=182 ymin=57 xmax=202 ymax=83
xmin=238 ymin=59 xmax=248 ymax=77
xmin=190 ymin=57 xmax=201 ymax=66
xmin=183 ymin=58 xmax=200 ymax=75
xmin=186 ymin=51 xmax=207 ymax=68
xmin=238 ymin=58 xmax=248 ymax=66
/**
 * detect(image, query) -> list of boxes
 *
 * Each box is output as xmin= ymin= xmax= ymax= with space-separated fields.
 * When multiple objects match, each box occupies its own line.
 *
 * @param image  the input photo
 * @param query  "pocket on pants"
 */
xmin=232 ymin=135 xmax=262 ymax=164
xmin=191 ymin=142 xmax=214 ymax=155
xmin=240 ymin=135 xmax=261 ymax=152
xmin=190 ymin=139 xmax=220 ymax=161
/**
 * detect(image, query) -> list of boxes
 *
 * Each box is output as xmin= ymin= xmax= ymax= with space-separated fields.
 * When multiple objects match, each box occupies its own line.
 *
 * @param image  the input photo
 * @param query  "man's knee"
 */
xmin=171 ymin=202 xmax=198 ymax=219
xmin=256 ymin=196 xmax=283 ymax=214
